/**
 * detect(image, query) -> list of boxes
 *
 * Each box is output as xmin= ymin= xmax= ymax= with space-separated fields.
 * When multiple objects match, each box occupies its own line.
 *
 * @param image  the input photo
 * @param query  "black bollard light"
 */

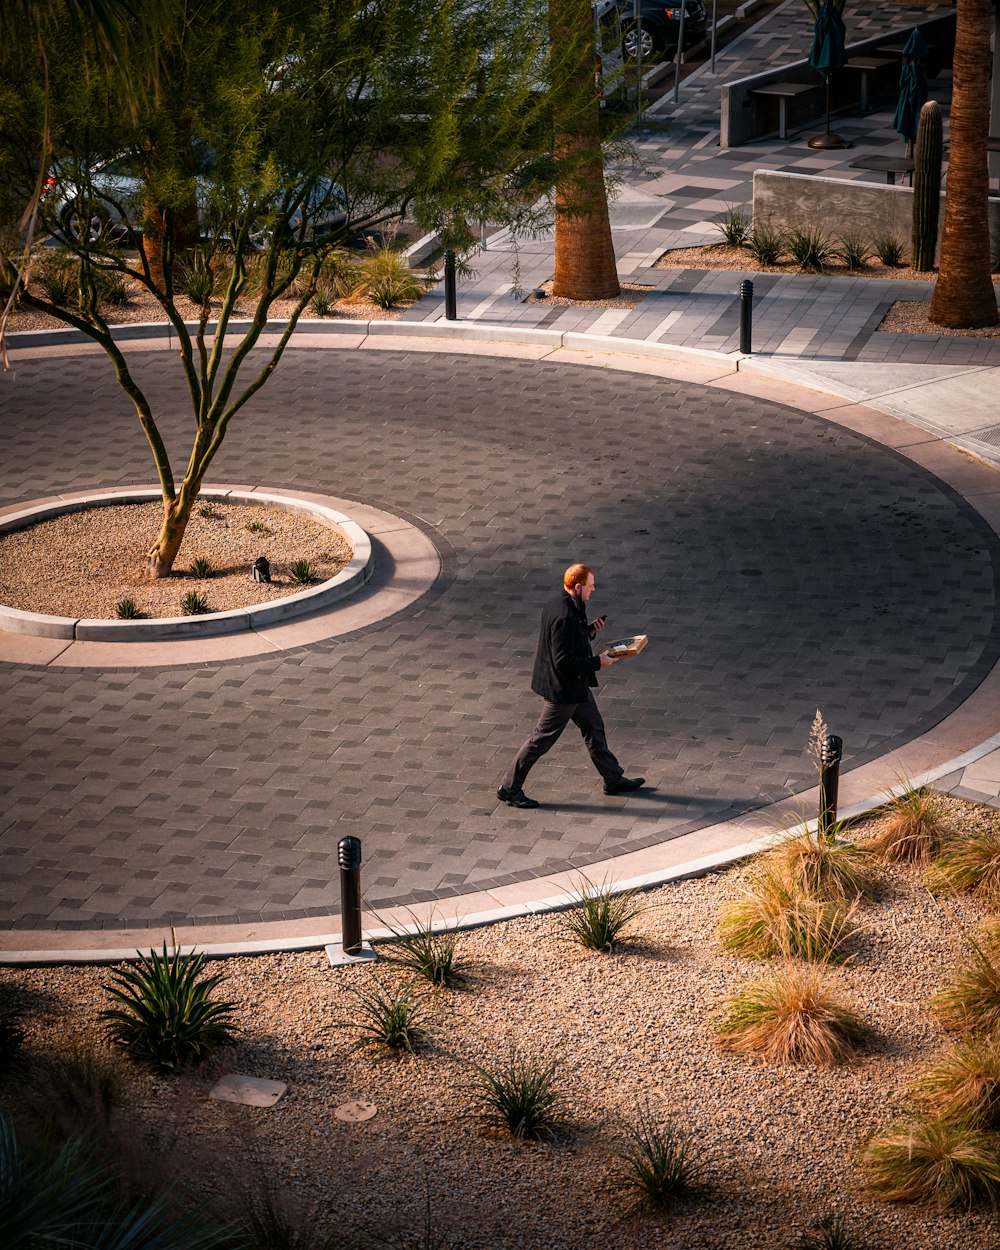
xmin=819 ymin=733 xmax=843 ymax=842
xmin=739 ymin=279 xmax=753 ymax=355
xmin=443 ymin=250 xmax=457 ymax=321
xmin=338 ymin=835 xmax=363 ymax=955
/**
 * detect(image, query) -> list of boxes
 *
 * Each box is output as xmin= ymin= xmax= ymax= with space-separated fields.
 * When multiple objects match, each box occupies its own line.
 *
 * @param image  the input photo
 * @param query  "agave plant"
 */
xmin=101 ymin=943 xmax=239 ymax=1073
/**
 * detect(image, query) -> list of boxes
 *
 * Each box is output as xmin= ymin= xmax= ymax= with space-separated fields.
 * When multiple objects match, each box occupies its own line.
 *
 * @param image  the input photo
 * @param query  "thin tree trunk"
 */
xmin=928 ymin=0 xmax=998 ymax=328
xmin=549 ymin=0 xmax=619 ymax=300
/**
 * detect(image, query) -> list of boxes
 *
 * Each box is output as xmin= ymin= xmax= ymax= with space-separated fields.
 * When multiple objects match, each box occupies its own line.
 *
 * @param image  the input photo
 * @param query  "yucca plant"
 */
xmin=380 ymin=912 xmax=465 ymax=989
xmin=715 ymin=962 xmax=869 ymax=1066
xmin=176 ymin=252 xmax=216 ymax=307
xmin=715 ymin=204 xmax=751 ymax=248
xmin=864 ymin=1114 xmax=1000 ymax=1209
xmin=101 ymin=943 xmax=239 ymax=1072
xmin=617 ymin=1103 xmax=711 ymax=1218
xmin=718 ymin=866 xmax=857 ymax=961
xmin=115 ymin=598 xmax=144 ymax=620
xmin=836 ymin=234 xmax=871 ymax=272
xmin=188 ymin=556 xmax=214 ymax=579
xmin=747 ymin=225 xmax=784 ymax=266
xmin=289 ymin=559 xmax=316 ymax=584
xmin=929 ymin=922 xmax=1000 ymax=1036
xmin=869 ymin=784 xmax=952 ymax=864
xmin=927 ymin=828 xmax=1000 ymax=906
xmin=912 ymin=1035 xmax=1000 ymax=1128
xmin=182 ymin=590 xmax=210 ymax=615
xmin=768 ymin=827 xmax=878 ymax=902
xmin=798 ymin=1213 xmax=859 ymax=1250
xmin=787 ymin=227 xmax=832 ymax=272
xmin=469 ymin=1050 xmax=563 ymax=1141
xmin=871 ymin=232 xmax=906 ymax=268
xmin=559 ymin=877 xmax=649 ymax=952
xmin=329 ymin=979 xmax=430 ymax=1054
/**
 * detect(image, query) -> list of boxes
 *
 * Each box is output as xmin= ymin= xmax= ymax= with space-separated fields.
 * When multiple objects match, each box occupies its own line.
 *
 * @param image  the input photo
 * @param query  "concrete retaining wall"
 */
xmin=753 ymin=170 xmax=1000 ymax=256
xmin=720 ymin=12 xmax=956 ymax=148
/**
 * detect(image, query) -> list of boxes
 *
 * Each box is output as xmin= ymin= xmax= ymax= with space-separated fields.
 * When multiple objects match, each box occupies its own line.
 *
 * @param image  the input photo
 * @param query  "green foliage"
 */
xmin=309 ymin=279 xmax=337 ymax=317
xmin=559 ymin=877 xmax=648 ymax=952
xmin=381 ymin=912 xmax=466 ymax=989
xmin=927 ymin=827 xmax=1000 ymax=906
xmin=864 ymin=1114 xmax=1000 ymax=1209
xmin=245 ymin=520 xmax=270 ymax=534
xmin=114 ymin=597 xmax=142 ymax=619
xmin=352 ymin=243 xmax=425 ymax=310
xmin=181 ymin=590 xmax=210 ymax=615
xmin=799 ymin=1214 xmax=860 ymax=1250
xmin=469 ymin=1050 xmax=563 ymax=1141
xmin=715 ymin=204 xmax=751 ymax=248
xmin=188 ymin=556 xmax=214 ymax=579
xmin=871 ymin=232 xmax=907 ymax=268
xmin=330 ymin=979 xmax=430 ymax=1054
xmin=787 ymin=227 xmax=832 ymax=272
xmin=836 ymin=233 xmax=871 ymax=271
xmin=101 ymin=943 xmax=239 ymax=1072
xmin=718 ymin=865 xmax=857 ymax=961
xmin=94 ymin=267 xmax=130 ymax=306
xmin=747 ymin=225 xmax=784 ymax=266
xmin=199 ymin=504 xmax=222 ymax=519
xmin=288 ymin=559 xmax=316 ymax=584
xmin=617 ymin=1104 xmax=711 ymax=1218
xmin=37 ymin=254 xmax=78 ymax=306
xmin=177 ymin=253 xmax=217 ymax=307
xmin=716 ymin=962 xmax=868 ymax=1066
xmin=912 ymin=1035 xmax=1000 ymax=1129
xmin=911 ymin=99 xmax=943 ymax=272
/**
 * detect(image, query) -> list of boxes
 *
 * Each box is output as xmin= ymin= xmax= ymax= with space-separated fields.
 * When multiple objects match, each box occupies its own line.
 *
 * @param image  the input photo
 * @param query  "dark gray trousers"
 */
xmin=502 ymin=690 xmax=623 ymax=792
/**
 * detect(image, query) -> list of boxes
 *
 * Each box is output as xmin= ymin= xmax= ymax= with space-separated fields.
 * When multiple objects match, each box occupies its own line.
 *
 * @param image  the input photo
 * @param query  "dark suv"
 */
xmin=616 ymin=0 xmax=708 ymax=61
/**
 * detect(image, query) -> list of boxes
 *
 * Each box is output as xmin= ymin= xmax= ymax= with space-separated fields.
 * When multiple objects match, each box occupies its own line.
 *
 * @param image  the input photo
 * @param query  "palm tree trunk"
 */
xmin=548 ymin=0 xmax=619 ymax=300
xmin=928 ymin=0 xmax=998 ymax=328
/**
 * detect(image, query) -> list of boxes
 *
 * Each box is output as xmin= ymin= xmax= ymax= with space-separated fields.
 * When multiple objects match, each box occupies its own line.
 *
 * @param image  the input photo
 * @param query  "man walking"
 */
xmin=497 ymin=563 xmax=645 ymax=809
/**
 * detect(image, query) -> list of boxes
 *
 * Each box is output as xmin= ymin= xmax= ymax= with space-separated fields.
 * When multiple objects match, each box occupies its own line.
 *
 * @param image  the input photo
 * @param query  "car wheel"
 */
xmin=62 ymin=203 xmax=112 ymax=245
xmin=622 ymin=20 xmax=659 ymax=62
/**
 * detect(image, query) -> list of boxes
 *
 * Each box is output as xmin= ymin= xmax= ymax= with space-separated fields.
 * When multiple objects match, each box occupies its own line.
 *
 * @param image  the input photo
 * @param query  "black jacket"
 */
xmin=530 ymin=591 xmax=600 ymax=703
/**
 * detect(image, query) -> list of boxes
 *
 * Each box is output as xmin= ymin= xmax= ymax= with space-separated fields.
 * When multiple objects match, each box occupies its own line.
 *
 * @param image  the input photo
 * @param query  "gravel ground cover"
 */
xmin=0 ymin=501 xmax=352 ymax=619
xmin=2 ymin=800 xmax=999 ymax=1249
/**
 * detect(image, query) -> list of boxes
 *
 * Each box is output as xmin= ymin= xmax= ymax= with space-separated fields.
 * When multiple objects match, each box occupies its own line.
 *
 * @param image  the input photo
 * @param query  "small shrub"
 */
xmin=199 ymin=503 xmax=222 ymax=520
xmin=31 ymin=1043 xmax=127 ymax=1139
xmin=912 ymin=1035 xmax=1000 ymax=1128
xmin=188 ymin=556 xmax=214 ymax=579
xmin=930 ymin=923 xmax=1000 ymax=1036
xmin=94 ymin=269 xmax=130 ymax=306
xmin=716 ymin=962 xmax=869 ymax=1066
xmin=177 ymin=252 xmax=216 ymax=306
xmin=747 ymin=225 xmax=784 ymax=266
xmin=715 ymin=204 xmax=751 ymax=248
xmin=871 ymin=232 xmax=906 ymax=268
xmin=101 ymin=943 xmax=239 ymax=1073
xmin=381 ymin=912 xmax=465 ymax=989
xmin=718 ymin=865 xmax=857 ymax=961
xmin=38 ymin=255 xmax=78 ymax=306
xmin=927 ymin=828 xmax=1000 ymax=906
xmin=864 ymin=1114 xmax=1000 ymax=1209
xmin=787 ymin=227 xmax=833 ymax=272
xmin=289 ymin=559 xmax=316 ymax=584
xmin=799 ymin=1214 xmax=860 ymax=1250
xmin=329 ymin=980 xmax=429 ymax=1054
xmin=353 ymin=243 xmax=424 ymax=309
xmin=559 ymin=878 xmax=649 ymax=953
xmin=323 ymin=249 xmax=364 ymax=297
xmin=310 ymin=280 xmax=336 ymax=317
xmin=182 ymin=590 xmax=211 ymax=615
xmin=617 ymin=1104 xmax=711 ymax=1218
xmin=115 ymin=598 xmax=144 ymax=620
xmin=769 ymin=828 xmax=878 ymax=902
xmin=469 ymin=1050 xmax=563 ymax=1141
xmin=869 ymin=784 xmax=952 ymax=864
xmin=246 ymin=520 xmax=271 ymax=534
xmin=836 ymin=233 xmax=872 ymax=271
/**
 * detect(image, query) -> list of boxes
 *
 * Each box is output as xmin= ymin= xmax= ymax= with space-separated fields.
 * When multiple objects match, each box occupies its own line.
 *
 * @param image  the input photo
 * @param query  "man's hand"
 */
xmin=589 ymin=614 xmax=608 ymax=640
xmin=599 ymin=650 xmax=619 ymax=668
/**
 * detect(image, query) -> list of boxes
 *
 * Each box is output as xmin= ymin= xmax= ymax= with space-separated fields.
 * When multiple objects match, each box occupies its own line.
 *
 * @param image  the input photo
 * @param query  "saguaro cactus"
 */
xmin=912 ymin=100 xmax=943 ymax=272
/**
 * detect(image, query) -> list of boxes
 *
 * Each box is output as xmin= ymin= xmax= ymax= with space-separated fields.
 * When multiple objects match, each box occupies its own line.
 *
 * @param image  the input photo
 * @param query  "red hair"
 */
xmin=563 ymin=563 xmax=594 ymax=592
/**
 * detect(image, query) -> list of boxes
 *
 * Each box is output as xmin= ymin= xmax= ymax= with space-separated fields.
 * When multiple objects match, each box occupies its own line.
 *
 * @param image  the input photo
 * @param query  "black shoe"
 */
xmin=497 ymin=784 xmax=539 ymax=809
xmin=604 ymin=775 xmax=645 ymax=796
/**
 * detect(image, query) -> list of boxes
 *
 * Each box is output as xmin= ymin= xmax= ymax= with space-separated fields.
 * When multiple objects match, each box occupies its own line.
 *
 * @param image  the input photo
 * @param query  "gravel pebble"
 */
xmin=2 ymin=798 xmax=999 ymax=1248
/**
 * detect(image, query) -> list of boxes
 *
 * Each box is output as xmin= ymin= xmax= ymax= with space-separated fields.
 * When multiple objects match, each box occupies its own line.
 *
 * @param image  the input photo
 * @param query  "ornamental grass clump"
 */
xmin=863 ymin=1114 xmax=1000 ymax=1209
xmin=470 ymin=1050 xmax=563 ymax=1141
xmin=715 ymin=204 xmax=751 ymax=248
xmin=869 ymin=783 xmax=953 ymax=864
xmin=617 ymin=1103 xmax=712 ymax=1219
xmin=101 ymin=943 xmax=239 ymax=1073
xmin=330 ymin=979 xmax=430 ymax=1054
xmin=927 ymin=826 xmax=1000 ymax=907
xmin=929 ymin=922 xmax=1000 ymax=1036
xmin=715 ymin=962 xmax=868 ymax=1067
xmin=787 ymin=226 xmax=833 ymax=272
xmin=559 ymin=877 xmax=649 ymax=952
xmin=381 ymin=911 xmax=466 ymax=989
xmin=769 ymin=827 xmax=878 ymax=903
xmin=798 ymin=1213 xmax=859 ymax=1250
xmin=718 ymin=865 xmax=857 ymax=961
xmin=912 ymin=1036 xmax=1000 ymax=1129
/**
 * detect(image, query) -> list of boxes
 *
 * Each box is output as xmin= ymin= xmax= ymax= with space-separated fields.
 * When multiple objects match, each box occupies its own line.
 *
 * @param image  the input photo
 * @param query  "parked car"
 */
xmin=42 ymin=151 xmax=348 ymax=247
xmin=615 ymin=0 xmax=707 ymax=62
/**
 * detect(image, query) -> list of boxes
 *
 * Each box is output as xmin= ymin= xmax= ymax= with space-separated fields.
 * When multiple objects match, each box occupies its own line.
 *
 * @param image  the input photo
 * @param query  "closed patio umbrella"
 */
xmin=808 ymin=2 xmax=851 ymax=150
xmin=894 ymin=28 xmax=929 ymax=148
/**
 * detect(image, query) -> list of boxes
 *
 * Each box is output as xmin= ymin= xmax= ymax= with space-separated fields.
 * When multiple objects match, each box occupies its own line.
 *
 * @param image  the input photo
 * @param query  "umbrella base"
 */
xmin=808 ymin=132 xmax=852 ymax=150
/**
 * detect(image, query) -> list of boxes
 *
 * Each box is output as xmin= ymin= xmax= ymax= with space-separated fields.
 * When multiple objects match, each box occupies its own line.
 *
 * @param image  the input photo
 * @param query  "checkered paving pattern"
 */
xmin=2 ymin=348 xmax=998 ymax=928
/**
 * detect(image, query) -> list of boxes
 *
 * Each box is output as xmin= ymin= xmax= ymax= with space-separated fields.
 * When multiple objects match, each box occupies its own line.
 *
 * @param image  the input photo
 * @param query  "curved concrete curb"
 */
xmin=0 ymin=487 xmax=373 ymax=641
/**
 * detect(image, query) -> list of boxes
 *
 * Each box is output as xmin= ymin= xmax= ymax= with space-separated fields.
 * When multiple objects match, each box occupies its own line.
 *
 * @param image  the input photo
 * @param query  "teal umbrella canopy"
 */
xmin=808 ymin=3 xmax=847 ymax=76
xmin=893 ymin=27 xmax=929 ymax=143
